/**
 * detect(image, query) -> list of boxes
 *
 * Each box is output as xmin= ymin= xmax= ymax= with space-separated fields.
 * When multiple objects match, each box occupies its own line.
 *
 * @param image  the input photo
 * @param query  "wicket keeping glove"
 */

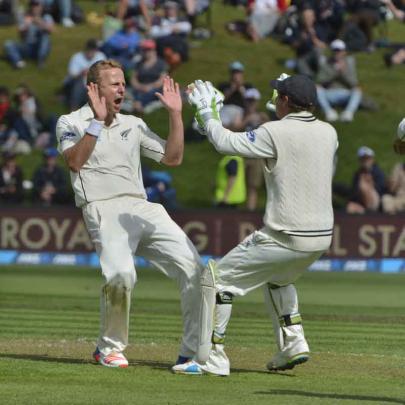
xmin=266 ymin=72 xmax=290 ymax=112
xmin=188 ymin=80 xmax=223 ymax=134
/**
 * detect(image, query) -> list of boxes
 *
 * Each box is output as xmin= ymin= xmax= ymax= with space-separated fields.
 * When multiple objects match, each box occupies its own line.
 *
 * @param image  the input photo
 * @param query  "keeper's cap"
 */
xmin=270 ymin=74 xmax=317 ymax=108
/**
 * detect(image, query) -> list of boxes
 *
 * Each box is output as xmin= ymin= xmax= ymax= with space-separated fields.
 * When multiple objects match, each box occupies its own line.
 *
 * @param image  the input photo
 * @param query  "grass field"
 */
xmin=0 ymin=265 xmax=405 ymax=404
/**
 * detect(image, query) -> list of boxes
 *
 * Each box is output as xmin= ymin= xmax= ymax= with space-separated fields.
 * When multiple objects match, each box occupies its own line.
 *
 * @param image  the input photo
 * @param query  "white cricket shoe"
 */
xmin=93 ymin=348 xmax=128 ymax=368
xmin=172 ymin=360 xmax=203 ymax=375
xmin=267 ymin=351 xmax=309 ymax=371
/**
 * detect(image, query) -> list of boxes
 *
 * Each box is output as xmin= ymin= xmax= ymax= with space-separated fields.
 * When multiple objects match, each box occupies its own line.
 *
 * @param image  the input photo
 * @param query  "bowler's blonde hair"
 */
xmin=87 ymin=59 xmax=123 ymax=85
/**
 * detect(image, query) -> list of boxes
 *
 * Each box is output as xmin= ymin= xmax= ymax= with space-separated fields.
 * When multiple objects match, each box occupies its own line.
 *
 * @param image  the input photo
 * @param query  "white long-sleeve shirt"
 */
xmin=206 ymin=111 xmax=339 ymax=252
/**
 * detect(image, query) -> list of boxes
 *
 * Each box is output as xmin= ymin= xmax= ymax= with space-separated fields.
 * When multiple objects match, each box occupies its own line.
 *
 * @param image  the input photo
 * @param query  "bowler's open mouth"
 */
xmin=114 ymin=97 xmax=123 ymax=106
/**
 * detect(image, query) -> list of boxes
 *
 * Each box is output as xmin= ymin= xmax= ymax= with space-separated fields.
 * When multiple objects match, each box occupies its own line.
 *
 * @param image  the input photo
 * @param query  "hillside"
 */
xmin=1 ymin=0 xmax=404 ymax=207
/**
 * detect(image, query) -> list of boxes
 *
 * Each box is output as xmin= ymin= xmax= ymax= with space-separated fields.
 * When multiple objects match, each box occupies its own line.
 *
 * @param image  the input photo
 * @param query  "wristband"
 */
xmin=86 ymin=119 xmax=104 ymax=138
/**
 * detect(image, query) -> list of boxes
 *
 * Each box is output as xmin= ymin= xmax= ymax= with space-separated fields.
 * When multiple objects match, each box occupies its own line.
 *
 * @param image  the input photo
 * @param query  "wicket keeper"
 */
xmin=174 ymin=75 xmax=338 ymax=376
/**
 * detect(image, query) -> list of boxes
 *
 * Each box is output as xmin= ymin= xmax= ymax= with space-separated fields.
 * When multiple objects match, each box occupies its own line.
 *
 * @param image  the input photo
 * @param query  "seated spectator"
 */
xmin=346 ymin=146 xmax=386 ymax=214
xmin=381 ymin=0 xmax=405 ymax=67
xmin=346 ymin=0 xmax=384 ymax=51
xmin=4 ymin=0 xmax=54 ymax=69
xmin=0 ymin=151 xmax=24 ymax=204
xmin=101 ymin=15 xmax=141 ymax=70
xmin=246 ymin=0 xmax=280 ymax=42
xmin=32 ymin=147 xmax=68 ymax=205
xmin=297 ymin=0 xmax=345 ymax=43
xmin=63 ymin=39 xmax=106 ymax=110
xmin=129 ymin=39 xmax=167 ymax=114
xmin=42 ymin=0 xmax=77 ymax=27
xmin=217 ymin=61 xmax=253 ymax=130
xmin=238 ymin=87 xmax=268 ymax=211
xmin=150 ymin=1 xmax=192 ymax=68
xmin=289 ymin=6 xmax=327 ymax=78
xmin=116 ymin=0 xmax=152 ymax=32
xmin=215 ymin=155 xmax=246 ymax=208
xmin=382 ymin=162 xmax=405 ymax=214
xmin=316 ymin=39 xmax=362 ymax=122
xmin=142 ymin=166 xmax=177 ymax=209
xmin=0 ymin=86 xmax=17 ymax=148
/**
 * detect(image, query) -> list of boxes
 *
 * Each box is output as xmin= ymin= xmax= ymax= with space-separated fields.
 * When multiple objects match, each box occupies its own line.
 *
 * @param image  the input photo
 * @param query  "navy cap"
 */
xmin=270 ymin=74 xmax=317 ymax=108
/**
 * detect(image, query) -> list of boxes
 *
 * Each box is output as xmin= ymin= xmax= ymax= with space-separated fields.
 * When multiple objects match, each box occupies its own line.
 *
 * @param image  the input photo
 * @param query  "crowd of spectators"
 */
xmin=0 ymin=0 xmax=403 ymax=212
xmin=0 ymin=147 xmax=69 ymax=206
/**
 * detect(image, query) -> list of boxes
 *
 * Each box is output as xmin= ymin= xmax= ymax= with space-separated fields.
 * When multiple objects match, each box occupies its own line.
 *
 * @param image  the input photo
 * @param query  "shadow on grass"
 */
xmin=0 ymin=354 xmax=299 ymax=376
xmin=0 ymin=353 xmax=172 ymax=369
xmin=255 ymin=389 xmax=405 ymax=404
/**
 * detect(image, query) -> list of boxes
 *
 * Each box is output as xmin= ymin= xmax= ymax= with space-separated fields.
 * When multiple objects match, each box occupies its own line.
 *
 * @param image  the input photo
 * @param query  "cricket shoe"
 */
xmin=171 ymin=360 xmax=203 ymax=375
xmin=93 ymin=347 xmax=128 ymax=368
xmin=267 ymin=351 xmax=309 ymax=371
xmin=175 ymin=355 xmax=191 ymax=365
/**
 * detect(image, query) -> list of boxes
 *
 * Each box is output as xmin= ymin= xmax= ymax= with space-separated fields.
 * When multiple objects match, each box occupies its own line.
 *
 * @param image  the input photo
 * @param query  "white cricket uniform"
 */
xmin=56 ymin=105 xmax=203 ymax=358
xmin=201 ymin=111 xmax=338 ymax=375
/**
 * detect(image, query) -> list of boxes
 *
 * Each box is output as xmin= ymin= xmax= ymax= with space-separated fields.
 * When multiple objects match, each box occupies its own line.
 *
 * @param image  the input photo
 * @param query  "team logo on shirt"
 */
xmin=60 ymin=131 xmax=76 ymax=143
xmin=120 ymin=129 xmax=130 ymax=141
xmin=246 ymin=130 xmax=256 ymax=143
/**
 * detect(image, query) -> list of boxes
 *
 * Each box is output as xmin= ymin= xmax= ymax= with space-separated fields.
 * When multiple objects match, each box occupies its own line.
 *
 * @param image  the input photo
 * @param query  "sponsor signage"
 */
xmin=0 ymin=208 xmax=404 ymax=259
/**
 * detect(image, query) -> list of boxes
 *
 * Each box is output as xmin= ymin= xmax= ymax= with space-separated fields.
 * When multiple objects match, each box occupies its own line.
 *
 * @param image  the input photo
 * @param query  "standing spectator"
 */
xmin=63 ymin=39 xmax=106 ymax=110
xmin=382 ymin=162 xmax=405 ymax=214
xmin=4 ymin=0 xmax=54 ymax=69
xmin=215 ymin=155 xmax=246 ymax=208
xmin=238 ymin=87 xmax=268 ymax=210
xmin=101 ymin=15 xmax=141 ymax=70
xmin=32 ymin=147 xmax=67 ymax=205
xmin=346 ymin=146 xmax=386 ymax=214
xmin=0 ymin=151 xmax=24 ymax=204
xmin=316 ymin=39 xmax=362 ymax=122
xmin=129 ymin=39 xmax=167 ymax=114
xmin=217 ymin=61 xmax=253 ymax=130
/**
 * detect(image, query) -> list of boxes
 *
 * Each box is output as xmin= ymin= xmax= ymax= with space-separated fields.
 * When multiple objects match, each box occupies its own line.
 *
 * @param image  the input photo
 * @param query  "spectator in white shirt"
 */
xmin=63 ymin=39 xmax=106 ymax=110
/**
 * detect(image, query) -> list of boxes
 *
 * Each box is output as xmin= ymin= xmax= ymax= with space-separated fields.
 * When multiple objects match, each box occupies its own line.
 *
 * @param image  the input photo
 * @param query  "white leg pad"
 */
xmin=197 ymin=260 xmax=217 ymax=363
xmin=263 ymin=283 xmax=307 ymax=352
xmin=201 ymin=344 xmax=230 ymax=376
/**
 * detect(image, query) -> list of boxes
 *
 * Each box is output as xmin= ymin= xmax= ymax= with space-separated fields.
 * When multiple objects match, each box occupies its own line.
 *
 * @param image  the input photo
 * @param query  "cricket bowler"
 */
xmin=173 ymin=75 xmax=338 ymax=376
xmin=56 ymin=60 xmax=203 ymax=368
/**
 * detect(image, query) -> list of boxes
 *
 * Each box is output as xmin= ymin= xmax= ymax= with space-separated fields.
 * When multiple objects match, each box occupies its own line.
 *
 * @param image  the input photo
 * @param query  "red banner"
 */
xmin=0 ymin=207 xmax=404 ymax=258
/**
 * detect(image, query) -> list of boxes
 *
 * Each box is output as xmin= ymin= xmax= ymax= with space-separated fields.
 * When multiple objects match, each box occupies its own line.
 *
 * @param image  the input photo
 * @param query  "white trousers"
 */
xmin=82 ymin=196 xmax=203 ymax=357
xmin=216 ymin=229 xmax=323 ymax=295
xmin=203 ymin=229 xmax=324 ymax=375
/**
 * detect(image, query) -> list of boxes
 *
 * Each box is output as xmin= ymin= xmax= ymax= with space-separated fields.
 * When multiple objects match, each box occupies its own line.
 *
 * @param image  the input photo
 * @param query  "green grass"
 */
xmin=1 ymin=2 xmax=405 ymax=206
xmin=0 ymin=266 xmax=405 ymax=404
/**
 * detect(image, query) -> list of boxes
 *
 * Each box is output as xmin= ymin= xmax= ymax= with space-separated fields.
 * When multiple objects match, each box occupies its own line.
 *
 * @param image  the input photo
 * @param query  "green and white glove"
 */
xmin=188 ymin=80 xmax=223 ymax=134
xmin=266 ymin=72 xmax=290 ymax=112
